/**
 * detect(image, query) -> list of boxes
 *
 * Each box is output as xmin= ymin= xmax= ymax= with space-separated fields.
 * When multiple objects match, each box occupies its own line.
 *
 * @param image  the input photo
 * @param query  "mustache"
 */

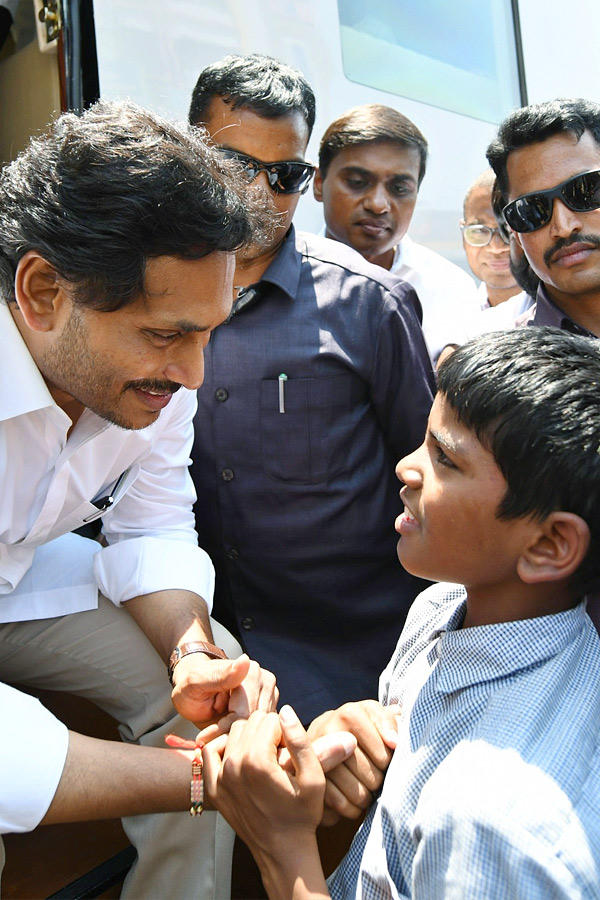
xmin=123 ymin=380 xmax=182 ymax=394
xmin=544 ymin=233 xmax=600 ymax=267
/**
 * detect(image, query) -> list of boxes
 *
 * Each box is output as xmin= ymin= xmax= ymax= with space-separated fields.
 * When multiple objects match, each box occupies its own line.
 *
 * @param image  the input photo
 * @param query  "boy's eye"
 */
xmin=435 ymin=445 xmax=456 ymax=469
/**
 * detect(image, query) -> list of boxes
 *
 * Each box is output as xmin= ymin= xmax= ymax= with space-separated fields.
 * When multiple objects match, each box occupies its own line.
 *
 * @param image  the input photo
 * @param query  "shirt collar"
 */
xmin=431 ymin=598 xmax=589 ymax=693
xmin=257 ymin=225 xmax=302 ymax=301
xmin=526 ymin=284 xmax=597 ymax=337
xmin=392 ymin=235 xmax=411 ymax=268
xmin=0 ymin=301 xmax=57 ymax=422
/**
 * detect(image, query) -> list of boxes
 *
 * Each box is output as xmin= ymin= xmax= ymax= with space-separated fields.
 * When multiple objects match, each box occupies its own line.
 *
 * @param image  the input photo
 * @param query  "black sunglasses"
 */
xmin=218 ymin=149 xmax=315 ymax=195
xmin=503 ymin=169 xmax=600 ymax=233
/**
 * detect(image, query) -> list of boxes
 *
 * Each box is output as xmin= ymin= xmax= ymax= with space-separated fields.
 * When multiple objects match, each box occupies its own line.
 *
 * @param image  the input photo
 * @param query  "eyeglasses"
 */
xmin=461 ymin=222 xmax=510 ymax=247
xmin=502 ymin=169 xmax=600 ymax=233
xmin=218 ymin=149 xmax=315 ymax=195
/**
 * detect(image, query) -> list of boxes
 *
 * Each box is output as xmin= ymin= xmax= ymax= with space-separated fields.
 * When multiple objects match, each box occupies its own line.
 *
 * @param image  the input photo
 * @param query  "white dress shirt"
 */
xmin=0 ymin=301 xmax=214 ymax=622
xmin=390 ymin=236 xmax=479 ymax=361
xmin=0 ymin=681 xmax=69 ymax=833
xmin=464 ymin=290 xmax=536 ymax=340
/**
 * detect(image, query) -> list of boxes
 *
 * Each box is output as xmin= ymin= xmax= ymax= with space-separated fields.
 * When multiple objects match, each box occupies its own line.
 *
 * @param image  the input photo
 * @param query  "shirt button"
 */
xmin=241 ymin=617 xmax=254 ymax=630
xmin=215 ymin=388 xmax=229 ymax=402
xmin=221 ymin=468 xmax=234 ymax=482
xmin=226 ymin=548 xmax=239 ymax=561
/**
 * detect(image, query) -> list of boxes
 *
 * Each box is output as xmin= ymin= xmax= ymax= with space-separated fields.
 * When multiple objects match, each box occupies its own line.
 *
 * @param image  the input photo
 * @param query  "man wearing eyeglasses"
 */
xmin=188 ymin=54 xmax=435 ymax=726
xmin=460 ymin=169 xmax=521 ymax=309
xmin=487 ymin=97 xmax=600 ymax=339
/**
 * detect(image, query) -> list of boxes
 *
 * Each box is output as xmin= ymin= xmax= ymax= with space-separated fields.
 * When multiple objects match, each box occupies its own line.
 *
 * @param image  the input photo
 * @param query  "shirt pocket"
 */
xmin=67 ymin=465 xmax=141 ymax=530
xmin=260 ymin=375 xmax=367 ymax=484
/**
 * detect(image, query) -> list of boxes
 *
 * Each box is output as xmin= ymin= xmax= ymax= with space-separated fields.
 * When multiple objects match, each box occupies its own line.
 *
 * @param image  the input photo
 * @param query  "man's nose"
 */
xmin=253 ymin=171 xmax=274 ymax=193
xmin=548 ymin=198 xmax=583 ymax=239
xmin=364 ymin=183 xmax=390 ymax=214
xmin=489 ymin=230 xmax=510 ymax=251
xmin=164 ymin=342 xmax=206 ymax=391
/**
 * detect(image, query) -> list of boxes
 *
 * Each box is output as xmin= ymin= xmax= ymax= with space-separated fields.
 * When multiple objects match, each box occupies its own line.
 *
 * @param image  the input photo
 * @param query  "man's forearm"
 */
xmin=124 ymin=588 xmax=214 ymax=662
xmin=41 ymin=732 xmax=198 ymax=824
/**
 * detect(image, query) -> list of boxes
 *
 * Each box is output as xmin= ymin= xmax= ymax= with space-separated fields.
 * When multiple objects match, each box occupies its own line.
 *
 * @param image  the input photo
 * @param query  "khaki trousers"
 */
xmin=0 ymin=543 xmax=240 ymax=900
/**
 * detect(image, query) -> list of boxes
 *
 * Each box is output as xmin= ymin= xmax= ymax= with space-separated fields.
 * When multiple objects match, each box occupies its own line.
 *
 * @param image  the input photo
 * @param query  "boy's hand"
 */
xmin=306 ymin=700 xmax=400 ymax=824
xmin=203 ymin=708 xmax=326 ymax=850
xmin=204 ymin=707 xmax=333 ymax=898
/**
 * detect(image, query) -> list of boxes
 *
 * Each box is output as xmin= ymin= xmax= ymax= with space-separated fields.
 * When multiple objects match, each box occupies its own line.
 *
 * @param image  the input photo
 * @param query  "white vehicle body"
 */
xmin=92 ymin=0 xmax=600 ymax=268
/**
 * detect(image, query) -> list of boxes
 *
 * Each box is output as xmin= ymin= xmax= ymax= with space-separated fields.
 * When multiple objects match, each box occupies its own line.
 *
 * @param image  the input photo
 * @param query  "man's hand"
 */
xmin=307 ymin=700 xmax=399 ymax=824
xmin=125 ymin=589 xmax=278 ymax=730
xmin=170 ymin=652 xmax=278 ymax=729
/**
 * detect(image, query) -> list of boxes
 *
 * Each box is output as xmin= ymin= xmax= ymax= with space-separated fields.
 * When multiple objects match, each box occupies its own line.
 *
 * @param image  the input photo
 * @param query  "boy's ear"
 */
xmin=517 ymin=512 xmax=590 ymax=585
xmin=14 ymin=250 xmax=65 ymax=333
xmin=313 ymin=168 xmax=324 ymax=202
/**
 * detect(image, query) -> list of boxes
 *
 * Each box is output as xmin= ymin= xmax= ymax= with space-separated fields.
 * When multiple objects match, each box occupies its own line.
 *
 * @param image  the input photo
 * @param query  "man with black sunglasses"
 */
xmin=187 ymin=53 xmax=435 ymax=727
xmin=461 ymin=98 xmax=600 ymax=634
xmin=486 ymin=97 xmax=600 ymax=338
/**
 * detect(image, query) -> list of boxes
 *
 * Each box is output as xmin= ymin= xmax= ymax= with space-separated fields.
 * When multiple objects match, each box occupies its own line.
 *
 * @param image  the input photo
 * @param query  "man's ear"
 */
xmin=15 ymin=250 xmax=65 ymax=333
xmin=517 ymin=512 xmax=590 ymax=584
xmin=313 ymin=168 xmax=324 ymax=202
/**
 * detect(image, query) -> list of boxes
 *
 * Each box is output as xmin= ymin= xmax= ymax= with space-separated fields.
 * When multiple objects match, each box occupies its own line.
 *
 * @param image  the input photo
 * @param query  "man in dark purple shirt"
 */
xmin=487 ymin=97 xmax=600 ymax=629
xmin=188 ymin=54 xmax=435 ymax=722
xmin=487 ymin=97 xmax=600 ymax=340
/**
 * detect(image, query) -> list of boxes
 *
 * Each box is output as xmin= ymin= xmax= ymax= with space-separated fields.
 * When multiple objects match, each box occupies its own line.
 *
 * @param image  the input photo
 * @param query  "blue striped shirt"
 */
xmin=329 ymin=584 xmax=600 ymax=899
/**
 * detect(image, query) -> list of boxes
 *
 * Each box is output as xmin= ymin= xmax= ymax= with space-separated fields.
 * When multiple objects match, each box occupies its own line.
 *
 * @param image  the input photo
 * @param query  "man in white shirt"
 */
xmin=313 ymin=103 xmax=479 ymax=361
xmin=460 ymin=169 xmax=521 ymax=309
xmin=0 ymin=99 xmax=278 ymax=899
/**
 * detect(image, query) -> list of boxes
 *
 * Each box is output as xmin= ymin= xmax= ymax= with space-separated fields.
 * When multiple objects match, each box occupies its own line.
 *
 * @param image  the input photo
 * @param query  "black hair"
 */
xmin=487 ymin=97 xmax=600 ymax=203
xmin=188 ymin=53 xmax=316 ymax=138
xmin=0 ymin=99 xmax=270 ymax=310
xmin=318 ymin=103 xmax=428 ymax=185
xmin=437 ymin=327 xmax=600 ymax=594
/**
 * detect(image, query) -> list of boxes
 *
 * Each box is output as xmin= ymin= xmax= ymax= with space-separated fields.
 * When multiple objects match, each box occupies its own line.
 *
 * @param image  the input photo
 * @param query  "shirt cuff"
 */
xmin=93 ymin=537 xmax=215 ymax=612
xmin=0 ymin=684 xmax=69 ymax=833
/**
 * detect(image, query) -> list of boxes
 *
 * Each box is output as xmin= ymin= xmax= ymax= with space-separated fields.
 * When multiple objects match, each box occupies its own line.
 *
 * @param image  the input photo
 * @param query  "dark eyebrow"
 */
xmin=339 ymin=166 xmax=372 ymax=177
xmin=339 ymin=165 xmax=417 ymax=184
xmin=163 ymin=320 xmax=211 ymax=334
xmin=429 ymin=427 xmax=461 ymax=456
xmin=220 ymin=145 xmax=307 ymax=166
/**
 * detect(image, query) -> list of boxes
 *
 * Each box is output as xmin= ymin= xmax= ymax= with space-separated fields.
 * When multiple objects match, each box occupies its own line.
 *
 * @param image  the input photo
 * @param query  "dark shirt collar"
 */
xmin=257 ymin=225 xmax=302 ymax=301
xmin=526 ymin=284 xmax=597 ymax=337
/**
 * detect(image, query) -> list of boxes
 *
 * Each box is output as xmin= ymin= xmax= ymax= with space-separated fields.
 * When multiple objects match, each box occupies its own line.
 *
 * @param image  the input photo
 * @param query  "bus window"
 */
xmin=338 ymin=0 xmax=521 ymax=123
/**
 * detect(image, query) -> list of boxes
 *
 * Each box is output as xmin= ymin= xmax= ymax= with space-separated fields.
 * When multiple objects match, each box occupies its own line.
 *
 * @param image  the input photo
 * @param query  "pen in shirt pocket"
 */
xmin=278 ymin=373 xmax=288 ymax=413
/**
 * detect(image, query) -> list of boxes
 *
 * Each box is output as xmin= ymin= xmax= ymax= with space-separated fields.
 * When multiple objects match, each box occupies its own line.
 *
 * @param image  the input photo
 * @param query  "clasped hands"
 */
xmin=168 ymin=647 xmax=398 ymax=827
xmin=201 ymin=699 xmax=399 ymax=831
xmin=170 ymin=650 xmax=280 ymax=730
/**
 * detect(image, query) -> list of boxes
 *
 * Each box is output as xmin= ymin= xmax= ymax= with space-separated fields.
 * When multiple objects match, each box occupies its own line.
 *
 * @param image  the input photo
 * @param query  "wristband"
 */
xmin=190 ymin=748 xmax=204 ymax=816
xmin=168 ymin=641 xmax=227 ymax=687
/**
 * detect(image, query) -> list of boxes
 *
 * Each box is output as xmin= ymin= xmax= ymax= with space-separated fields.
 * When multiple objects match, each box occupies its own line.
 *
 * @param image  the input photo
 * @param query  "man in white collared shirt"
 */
xmin=0 ymin=99 xmax=278 ymax=899
xmin=313 ymin=104 xmax=479 ymax=362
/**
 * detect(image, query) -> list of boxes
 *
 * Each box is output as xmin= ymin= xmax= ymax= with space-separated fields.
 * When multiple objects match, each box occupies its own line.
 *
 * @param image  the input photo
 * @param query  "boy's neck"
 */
xmin=461 ymin=581 xmax=580 ymax=629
